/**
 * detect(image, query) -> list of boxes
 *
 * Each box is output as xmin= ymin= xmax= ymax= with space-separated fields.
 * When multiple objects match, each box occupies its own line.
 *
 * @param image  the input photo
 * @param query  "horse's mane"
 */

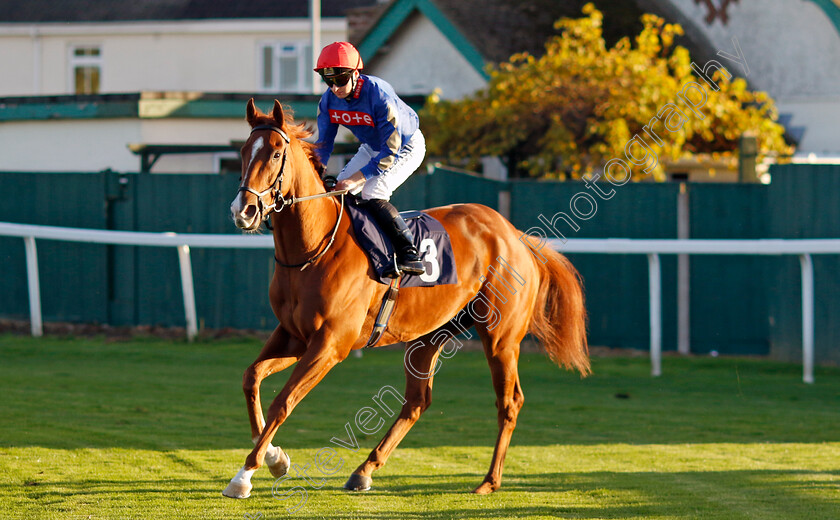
xmin=251 ymin=105 xmax=325 ymax=174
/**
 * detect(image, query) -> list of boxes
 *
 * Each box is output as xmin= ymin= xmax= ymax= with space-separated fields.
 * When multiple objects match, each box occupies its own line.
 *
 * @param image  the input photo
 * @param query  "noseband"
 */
xmin=238 ymin=125 xmax=291 ymax=219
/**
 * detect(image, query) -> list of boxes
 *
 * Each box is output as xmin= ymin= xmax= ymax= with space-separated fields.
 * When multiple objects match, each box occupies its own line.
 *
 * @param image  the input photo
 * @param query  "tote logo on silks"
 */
xmin=329 ymin=110 xmax=374 ymax=127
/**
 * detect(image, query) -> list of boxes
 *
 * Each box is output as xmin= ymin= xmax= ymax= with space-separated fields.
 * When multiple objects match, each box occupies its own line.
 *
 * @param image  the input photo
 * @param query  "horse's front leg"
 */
xmin=244 ymin=326 xmax=306 ymax=479
xmin=223 ymin=326 xmax=355 ymax=499
xmin=223 ymin=326 xmax=304 ymax=498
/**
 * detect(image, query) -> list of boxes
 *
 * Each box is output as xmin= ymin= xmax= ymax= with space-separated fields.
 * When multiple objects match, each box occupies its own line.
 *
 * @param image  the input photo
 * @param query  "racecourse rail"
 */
xmin=3 ymin=221 xmax=839 ymax=384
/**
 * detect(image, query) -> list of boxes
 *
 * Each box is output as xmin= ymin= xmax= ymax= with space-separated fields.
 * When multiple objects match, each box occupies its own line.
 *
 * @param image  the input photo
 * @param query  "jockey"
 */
xmin=314 ymin=41 xmax=426 ymax=278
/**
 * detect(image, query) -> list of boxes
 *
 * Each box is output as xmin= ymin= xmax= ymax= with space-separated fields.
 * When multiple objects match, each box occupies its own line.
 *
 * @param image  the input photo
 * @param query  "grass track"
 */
xmin=0 ymin=335 xmax=838 ymax=519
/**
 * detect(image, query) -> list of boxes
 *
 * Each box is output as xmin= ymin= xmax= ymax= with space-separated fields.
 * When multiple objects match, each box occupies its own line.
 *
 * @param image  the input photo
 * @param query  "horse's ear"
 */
xmin=246 ymin=98 xmax=258 ymax=127
xmin=272 ymin=100 xmax=285 ymax=127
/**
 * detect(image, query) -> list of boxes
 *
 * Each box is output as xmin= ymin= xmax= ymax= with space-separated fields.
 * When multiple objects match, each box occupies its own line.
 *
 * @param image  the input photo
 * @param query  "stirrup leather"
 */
xmin=365 ymin=277 xmax=401 ymax=348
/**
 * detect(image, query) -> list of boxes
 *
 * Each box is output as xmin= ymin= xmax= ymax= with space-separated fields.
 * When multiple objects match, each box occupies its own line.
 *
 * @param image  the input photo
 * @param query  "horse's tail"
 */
xmin=529 ymin=245 xmax=590 ymax=375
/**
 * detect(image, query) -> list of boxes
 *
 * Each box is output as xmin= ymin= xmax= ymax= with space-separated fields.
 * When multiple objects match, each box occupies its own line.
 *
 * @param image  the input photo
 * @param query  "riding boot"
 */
xmin=364 ymin=199 xmax=427 ymax=277
xmin=390 ymin=216 xmax=427 ymax=275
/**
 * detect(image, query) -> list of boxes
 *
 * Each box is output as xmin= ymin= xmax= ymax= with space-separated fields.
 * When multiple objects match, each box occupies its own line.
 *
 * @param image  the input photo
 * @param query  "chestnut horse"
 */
xmin=222 ymin=99 xmax=589 ymax=499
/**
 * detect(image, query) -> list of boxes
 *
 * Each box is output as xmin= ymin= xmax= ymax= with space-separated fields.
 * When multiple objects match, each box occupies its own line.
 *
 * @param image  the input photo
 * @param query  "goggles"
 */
xmin=321 ymin=72 xmax=353 ymax=88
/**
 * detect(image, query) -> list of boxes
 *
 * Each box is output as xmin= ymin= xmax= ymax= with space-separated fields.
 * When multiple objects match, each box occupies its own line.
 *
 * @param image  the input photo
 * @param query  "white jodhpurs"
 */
xmin=337 ymin=130 xmax=426 ymax=201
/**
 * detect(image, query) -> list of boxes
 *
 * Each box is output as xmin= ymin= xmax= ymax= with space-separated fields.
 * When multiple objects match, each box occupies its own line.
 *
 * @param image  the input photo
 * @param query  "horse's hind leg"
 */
xmin=473 ymin=321 xmax=526 ymax=494
xmin=223 ymin=326 xmax=305 ymax=498
xmin=345 ymin=322 xmax=456 ymax=491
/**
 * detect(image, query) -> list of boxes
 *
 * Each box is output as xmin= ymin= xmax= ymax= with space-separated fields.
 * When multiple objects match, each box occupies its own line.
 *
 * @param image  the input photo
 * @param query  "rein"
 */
xmin=241 ymin=124 xmax=349 ymax=271
xmin=274 ymin=192 xmax=345 ymax=271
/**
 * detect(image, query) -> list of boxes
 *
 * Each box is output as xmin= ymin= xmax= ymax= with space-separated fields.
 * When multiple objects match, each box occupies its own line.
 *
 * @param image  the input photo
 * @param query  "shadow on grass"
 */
xmin=9 ymin=470 xmax=838 ymax=519
xmin=309 ymin=469 xmax=840 ymax=519
xmin=361 ymin=468 xmax=840 ymax=494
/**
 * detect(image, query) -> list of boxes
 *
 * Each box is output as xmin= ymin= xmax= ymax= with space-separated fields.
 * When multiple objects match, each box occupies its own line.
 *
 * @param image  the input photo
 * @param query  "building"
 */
xmin=0 ymin=0 xmax=381 ymax=172
xmin=2 ymin=0 xmax=838 ymax=175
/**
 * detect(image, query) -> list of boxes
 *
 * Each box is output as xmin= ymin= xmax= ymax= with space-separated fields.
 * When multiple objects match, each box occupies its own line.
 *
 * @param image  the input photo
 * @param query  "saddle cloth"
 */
xmin=344 ymin=198 xmax=458 ymax=287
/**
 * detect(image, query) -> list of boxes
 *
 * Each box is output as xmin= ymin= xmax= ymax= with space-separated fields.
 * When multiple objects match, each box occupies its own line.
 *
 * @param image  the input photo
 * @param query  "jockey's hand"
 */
xmin=334 ymin=171 xmax=365 ymax=192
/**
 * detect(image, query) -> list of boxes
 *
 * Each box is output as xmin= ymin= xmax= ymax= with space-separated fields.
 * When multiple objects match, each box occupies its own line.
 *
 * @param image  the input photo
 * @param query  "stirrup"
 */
xmin=397 ymin=258 xmax=426 ymax=275
xmin=382 ymin=257 xmax=401 ymax=279
xmin=397 ymin=245 xmax=426 ymax=275
xmin=382 ymin=255 xmax=425 ymax=278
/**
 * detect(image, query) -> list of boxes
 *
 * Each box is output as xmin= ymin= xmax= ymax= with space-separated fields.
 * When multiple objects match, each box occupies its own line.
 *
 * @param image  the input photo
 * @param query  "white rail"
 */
xmin=550 ymin=238 xmax=840 ymax=384
xmin=3 ymin=222 xmax=839 ymax=383
xmin=0 ymin=222 xmax=273 ymax=344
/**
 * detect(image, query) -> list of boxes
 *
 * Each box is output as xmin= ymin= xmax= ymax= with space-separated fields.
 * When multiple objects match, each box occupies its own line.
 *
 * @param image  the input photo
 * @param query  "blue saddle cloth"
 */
xmin=344 ymin=198 xmax=458 ymax=287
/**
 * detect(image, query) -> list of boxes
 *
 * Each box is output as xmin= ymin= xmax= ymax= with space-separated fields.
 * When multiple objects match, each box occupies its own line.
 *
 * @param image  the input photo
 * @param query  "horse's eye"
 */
xmin=274 ymin=152 xmax=282 ymax=159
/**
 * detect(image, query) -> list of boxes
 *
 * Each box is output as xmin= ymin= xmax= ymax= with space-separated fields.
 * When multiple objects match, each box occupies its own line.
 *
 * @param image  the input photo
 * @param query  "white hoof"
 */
xmin=222 ymin=480 xmax=252 ymax=499
xmin=223 ymin=466 xmax=255 ymax=499
xmin=267 ymin=449 xmax=291 ymax=478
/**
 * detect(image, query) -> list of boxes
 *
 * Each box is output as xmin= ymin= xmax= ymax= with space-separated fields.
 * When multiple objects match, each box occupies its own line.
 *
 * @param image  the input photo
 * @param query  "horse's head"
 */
xmin=230 ymin=99 xmax=293 ymax=231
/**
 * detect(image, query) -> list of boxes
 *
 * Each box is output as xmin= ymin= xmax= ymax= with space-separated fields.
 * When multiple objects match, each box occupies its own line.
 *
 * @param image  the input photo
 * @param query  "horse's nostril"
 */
xmin=243 ymin=204 xmax=257 ymax=220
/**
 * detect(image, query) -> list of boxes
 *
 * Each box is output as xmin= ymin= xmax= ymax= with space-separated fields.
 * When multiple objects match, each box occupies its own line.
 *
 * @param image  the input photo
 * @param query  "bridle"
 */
xmin=238 ymin=125 xmax=291 ymax=218
xmin=238 ymin=124 xmax=347 ymax=270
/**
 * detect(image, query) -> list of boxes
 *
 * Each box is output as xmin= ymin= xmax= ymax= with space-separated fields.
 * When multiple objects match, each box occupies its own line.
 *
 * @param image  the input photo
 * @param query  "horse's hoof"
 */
xmin=344 ymin=473 xmax=372 ymax=491
xmin=222 ymin=480 xmax=252 ymax=499
xmin=267 ymin=450 xmax=291 ymax=478
xmin=472 ymin=481 xmax=498 ymax=495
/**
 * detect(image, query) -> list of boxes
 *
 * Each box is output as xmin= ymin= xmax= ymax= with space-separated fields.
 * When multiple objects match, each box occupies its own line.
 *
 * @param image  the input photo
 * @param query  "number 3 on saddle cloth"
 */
xmin=344 ymin=198 xmax=458 ymax=287
xmin=344 ymin=197 xmax=459 ymax=347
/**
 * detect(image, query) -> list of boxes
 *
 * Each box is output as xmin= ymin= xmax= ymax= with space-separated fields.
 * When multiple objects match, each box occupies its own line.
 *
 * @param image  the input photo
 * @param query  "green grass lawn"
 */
xmin=0 ymin=334 xmax=838 ymax=519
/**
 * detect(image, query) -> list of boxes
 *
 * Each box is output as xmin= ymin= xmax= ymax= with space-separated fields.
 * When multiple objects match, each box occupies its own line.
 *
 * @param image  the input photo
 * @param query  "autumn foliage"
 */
xmin=421 ymin=4 xmax=792 ymax=179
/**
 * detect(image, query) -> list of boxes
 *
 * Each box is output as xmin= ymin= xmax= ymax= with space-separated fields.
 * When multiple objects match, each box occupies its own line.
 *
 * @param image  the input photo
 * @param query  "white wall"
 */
xmin=139 ymin=118 xmax=252 ymax=173
xmin=0 ymin=19 xmax=346 ymax=96
xmin=0 ymin=18 xmax=345 ymax=172
xmin=0 ymin=119 xmax=142 ymax=171
xmin=0 ymin=114 xmax=328 ymax=173
xmin=776 ymin=98 xmax=840 ymax=156
xmin=0 ymin=34 xmax=36 ymax=95
xmin=367 ymin=13 xmax=486 ymax=100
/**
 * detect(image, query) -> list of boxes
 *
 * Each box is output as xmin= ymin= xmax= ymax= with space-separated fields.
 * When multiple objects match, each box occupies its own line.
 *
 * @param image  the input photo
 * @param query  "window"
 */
xmin=69 ymin=45 xmax=102 ymax=94
xmin=259 ymin=42 xmax=313 ymax=93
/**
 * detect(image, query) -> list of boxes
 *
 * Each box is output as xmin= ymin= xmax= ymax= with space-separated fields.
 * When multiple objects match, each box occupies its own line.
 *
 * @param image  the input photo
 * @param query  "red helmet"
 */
xmin=315 ymin=42 xmax=363 ymax=74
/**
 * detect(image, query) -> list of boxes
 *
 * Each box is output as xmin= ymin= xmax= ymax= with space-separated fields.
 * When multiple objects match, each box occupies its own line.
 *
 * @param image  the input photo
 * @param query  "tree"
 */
xmin=420 ymin=4 xmax=792 ymax=179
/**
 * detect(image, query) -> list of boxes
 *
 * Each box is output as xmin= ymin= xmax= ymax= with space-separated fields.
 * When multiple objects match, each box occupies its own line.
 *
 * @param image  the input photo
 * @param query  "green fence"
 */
xmin=0 ymin=171 xmax=278 ymax=330
xmin=766 ymin=164 xmax=840 ymax=363
xmin=119 ymin=173 xmax=278 ymax=330
xmin=508 ymin=180 xmax=680 ymax=351
xmin=685 ymin=183 xmax=772 ymax=355
xmin=0 ymin=172 xmax=109 ymax=324
xmin=0 ymin=165 xmax=838 ymax=363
